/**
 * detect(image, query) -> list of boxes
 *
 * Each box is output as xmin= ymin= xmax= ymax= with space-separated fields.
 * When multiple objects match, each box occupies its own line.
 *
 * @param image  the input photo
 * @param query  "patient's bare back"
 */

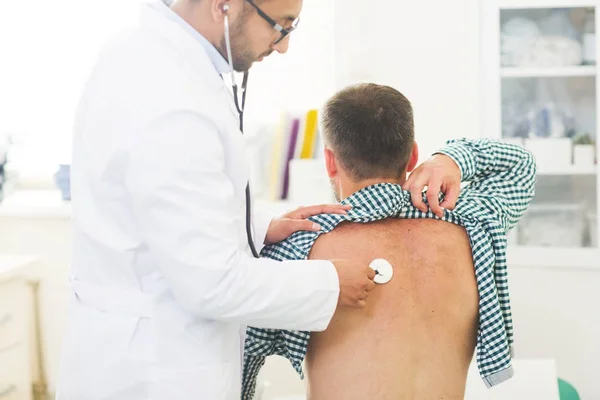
xmin=305 ymin=218 xmax=478 ymax=400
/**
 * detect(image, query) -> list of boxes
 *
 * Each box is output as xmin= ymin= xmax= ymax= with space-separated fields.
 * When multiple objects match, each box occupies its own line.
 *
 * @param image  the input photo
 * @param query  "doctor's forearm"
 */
xmin=126 ymin=111 xmax=340 ymax=330
xmin=169 ymin=254 xmax=339 ymax=331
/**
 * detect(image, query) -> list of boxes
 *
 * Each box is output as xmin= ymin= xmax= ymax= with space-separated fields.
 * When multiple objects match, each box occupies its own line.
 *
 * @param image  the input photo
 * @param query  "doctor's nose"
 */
xmin=272 ymin=35 xmax=290 ymax=54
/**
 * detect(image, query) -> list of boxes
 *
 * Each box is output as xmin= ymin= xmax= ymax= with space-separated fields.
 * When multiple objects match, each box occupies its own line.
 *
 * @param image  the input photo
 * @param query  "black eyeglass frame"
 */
xmin=245 ymin=0 xmax=299 ymax=44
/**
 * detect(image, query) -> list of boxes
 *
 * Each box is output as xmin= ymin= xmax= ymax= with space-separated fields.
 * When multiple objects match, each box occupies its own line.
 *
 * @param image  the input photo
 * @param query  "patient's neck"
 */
xmin=341 ymin=176 xmax=406 ymax=200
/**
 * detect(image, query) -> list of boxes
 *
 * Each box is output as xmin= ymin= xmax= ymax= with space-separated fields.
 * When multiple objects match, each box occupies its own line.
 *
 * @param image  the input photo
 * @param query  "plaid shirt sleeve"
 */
xmin=436 ymin=138 xmax=537 ymax=383
xmin=436 ymin=138 xmax=537 ymax=233
xmin=242 ymin=239 xmax=310 ymax=400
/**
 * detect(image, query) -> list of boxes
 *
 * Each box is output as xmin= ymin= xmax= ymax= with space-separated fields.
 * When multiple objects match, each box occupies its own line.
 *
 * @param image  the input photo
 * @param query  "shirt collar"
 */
xmin=342 ymin=183 xmax=409 ymax=219
xmin=151 ymin=0 xmax=230 ymax=76
xmin=303 ymin=183 xmax=412 ymax=235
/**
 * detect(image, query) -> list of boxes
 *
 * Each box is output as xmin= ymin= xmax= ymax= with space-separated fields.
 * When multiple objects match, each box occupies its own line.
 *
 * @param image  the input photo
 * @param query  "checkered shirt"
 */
xmin=242 ymin=138 xmax=537 ymax=399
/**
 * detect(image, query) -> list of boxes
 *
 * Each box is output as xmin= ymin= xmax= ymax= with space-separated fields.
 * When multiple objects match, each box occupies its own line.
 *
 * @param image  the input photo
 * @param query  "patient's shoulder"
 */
xmin=308 ymin=217 xmax=471 ymax=262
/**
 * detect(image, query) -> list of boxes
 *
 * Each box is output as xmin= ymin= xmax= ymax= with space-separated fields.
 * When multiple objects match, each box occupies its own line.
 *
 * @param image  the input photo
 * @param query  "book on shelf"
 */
xmin=266 ymin=108 xmax=322 ymax=201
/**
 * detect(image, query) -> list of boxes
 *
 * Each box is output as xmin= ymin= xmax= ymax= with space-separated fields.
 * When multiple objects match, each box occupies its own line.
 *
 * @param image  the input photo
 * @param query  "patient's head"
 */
xmin=321 ymin=83 xmax=419 ymax=201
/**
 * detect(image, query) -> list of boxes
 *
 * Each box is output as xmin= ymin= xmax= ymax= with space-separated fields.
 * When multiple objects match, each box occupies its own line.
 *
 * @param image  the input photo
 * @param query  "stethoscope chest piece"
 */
xmin=369 ymin=259 xmax=393 ymax=284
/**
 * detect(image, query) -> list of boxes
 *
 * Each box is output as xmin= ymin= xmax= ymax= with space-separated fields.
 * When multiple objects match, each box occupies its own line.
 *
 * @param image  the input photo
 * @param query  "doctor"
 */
xmin=57 ymin=0 xmax=460 ymax=399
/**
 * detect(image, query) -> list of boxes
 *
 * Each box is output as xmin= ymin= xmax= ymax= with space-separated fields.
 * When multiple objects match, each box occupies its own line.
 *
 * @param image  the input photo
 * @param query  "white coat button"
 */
xmin=369 ymin=259 xmax=393 ymax=284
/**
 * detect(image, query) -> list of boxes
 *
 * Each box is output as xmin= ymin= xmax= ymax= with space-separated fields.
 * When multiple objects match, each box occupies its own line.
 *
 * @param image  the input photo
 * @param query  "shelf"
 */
xmin=0 ymin=255 xmax=41 ymax=284
xmin=537 ymin=165 xmax=597 ymax=175
xmin=497 ymin=0 xmax=598 ymax=10
xmin=0 ymin=190 xmax=71 ymax=219
xmin=501 ymin=66 xmax=596 ymax=78
xmin=508 ymin=246 xmax=600 ymax=270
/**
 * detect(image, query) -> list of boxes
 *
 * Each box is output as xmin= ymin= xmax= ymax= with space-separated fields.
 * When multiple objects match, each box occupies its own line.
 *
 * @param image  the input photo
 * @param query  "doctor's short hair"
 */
xmin=321 ymin=83 xmax=414 ymax=181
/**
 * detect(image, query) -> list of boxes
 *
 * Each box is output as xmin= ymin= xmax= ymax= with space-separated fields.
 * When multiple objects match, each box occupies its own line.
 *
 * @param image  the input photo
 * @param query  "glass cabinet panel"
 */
xmin=499 ymin=6 xmax=598 ymax=248
xmin=501 ymin=7 xmax=596 ymax=68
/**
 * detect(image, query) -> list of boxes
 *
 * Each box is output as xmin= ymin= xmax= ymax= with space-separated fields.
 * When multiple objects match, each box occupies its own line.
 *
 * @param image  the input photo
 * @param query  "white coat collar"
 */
xmin=139 ymin=1 xmax=224 ymax=92
xmin=148 ymin=0 xmax=230 ymax=76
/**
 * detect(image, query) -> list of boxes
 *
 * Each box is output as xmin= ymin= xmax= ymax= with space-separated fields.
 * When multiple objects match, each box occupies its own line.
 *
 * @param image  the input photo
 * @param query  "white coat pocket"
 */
xmin=58 ymin=299 xmax=144 ymax=400
xmin=148 ymin=361 xmax=238 ymax=400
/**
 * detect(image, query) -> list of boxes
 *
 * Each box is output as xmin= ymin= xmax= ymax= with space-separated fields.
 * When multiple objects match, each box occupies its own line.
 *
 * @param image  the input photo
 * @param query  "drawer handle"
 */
xmin=0 ymin=314 xmax=11 ymax=328
xmin=0 ymin=384 xmax=16 ymax=398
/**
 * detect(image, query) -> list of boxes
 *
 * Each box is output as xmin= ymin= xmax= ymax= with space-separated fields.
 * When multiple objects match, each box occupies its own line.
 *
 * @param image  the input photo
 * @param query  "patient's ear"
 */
xmin=324 ymin=148 xmax=338 ymax=178
xmin=406 ymin=142 xmax=419 ymax=173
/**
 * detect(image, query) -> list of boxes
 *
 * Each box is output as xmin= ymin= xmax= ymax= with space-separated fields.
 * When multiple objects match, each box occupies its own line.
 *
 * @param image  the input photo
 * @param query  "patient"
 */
xmin=305 ymin=84 xmax=478 ymax=399
xmin=242 ymin=83 xmax=536 ymax=400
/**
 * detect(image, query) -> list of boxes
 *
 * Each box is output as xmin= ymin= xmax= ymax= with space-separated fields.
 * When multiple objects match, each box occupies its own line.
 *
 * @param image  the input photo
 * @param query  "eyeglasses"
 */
xmin=245 ymin=0 xmax=300 ymax=44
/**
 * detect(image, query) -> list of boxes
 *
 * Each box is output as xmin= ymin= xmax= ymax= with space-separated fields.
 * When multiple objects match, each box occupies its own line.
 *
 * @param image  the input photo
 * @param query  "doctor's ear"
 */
xmin=218 ymin=0 xmax=232 ymax=16
xmin=211 ymin=0 xmax=231 ymax=21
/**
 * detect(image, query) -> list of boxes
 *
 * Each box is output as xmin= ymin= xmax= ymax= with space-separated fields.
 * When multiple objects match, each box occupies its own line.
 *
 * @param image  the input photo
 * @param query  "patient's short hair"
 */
xmin=321 ymin=83 xmax=414 ymax=181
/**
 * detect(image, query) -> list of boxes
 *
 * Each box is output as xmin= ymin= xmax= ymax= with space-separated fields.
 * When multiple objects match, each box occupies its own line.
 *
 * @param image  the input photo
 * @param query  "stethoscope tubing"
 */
xmin=224 ymin=11 xmax=260 ymax=258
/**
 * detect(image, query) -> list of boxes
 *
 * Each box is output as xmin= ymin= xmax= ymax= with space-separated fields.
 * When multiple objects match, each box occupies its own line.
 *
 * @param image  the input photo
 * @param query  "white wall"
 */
xmin=509 ymin=265 xmax=600 ymax=400
xmin=0 ymin=0 xmax=144 ymax=174
xmin=0 ymin=0 xmax=336 ymax=178
xmin=334 ymin=0 xmax=482 ymax=162
xmin=244 ymin=0 xmax=336 ymax=130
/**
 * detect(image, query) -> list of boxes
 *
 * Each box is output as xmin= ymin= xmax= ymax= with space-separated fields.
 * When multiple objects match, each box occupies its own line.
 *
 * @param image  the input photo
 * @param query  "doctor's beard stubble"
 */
xmin=219 ymin=6 xmax=267 ymax=72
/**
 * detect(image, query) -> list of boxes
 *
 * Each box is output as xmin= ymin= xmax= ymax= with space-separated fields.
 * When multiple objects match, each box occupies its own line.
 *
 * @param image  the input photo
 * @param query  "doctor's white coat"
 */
xmin=56 ymin=3 xmax=339 ymax=399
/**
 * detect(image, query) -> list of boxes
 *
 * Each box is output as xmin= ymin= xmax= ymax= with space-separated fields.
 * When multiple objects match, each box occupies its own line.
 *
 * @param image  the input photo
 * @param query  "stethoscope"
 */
xmin=223 ymin=4 xmax=260 ymax=258
xmin=221 ymin=5 xmax=398 ymax=285
xmin=222 ymin=4 xmax=397 ymax=285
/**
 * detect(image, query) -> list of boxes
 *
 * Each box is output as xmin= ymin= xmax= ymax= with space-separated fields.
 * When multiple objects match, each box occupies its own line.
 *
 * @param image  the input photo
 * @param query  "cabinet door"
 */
xmin=0 ymin=280 xmax=31 ymax=400
xmin=0 ymin=346 xmax=31 ymax=400
xmin=482 ymin=1 xmax=599 ymax=249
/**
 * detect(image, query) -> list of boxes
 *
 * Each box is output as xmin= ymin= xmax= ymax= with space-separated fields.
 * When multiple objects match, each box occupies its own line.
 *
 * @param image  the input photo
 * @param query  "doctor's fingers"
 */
xmin=367 ymin=267 xmax=376 ymax=280
xmin=288 ymin=204 xmax=351 ymax=219
xmin=284 ymin=218 xmax=323 ymax=233
xmin=365 ymin=280 xmax=377 ymax=292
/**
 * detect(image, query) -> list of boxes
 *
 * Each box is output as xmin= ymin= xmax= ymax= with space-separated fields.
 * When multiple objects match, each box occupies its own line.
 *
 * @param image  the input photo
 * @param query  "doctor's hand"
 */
xmin=402 ymin=154 xmax=461 ymax=218
xmin=264 ymin=204 xmax=352 ymax=245
xmin=331 ymin=260 xmax=377 ymax=309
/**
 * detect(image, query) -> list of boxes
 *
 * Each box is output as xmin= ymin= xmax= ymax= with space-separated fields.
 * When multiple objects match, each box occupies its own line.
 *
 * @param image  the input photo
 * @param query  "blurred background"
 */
xmin=0 ymin=0 xmax=598 ymax=399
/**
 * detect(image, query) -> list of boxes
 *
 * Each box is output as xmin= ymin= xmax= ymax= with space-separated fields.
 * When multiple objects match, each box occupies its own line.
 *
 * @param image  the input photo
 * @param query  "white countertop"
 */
xmin=0 ymin=190 xmax=71 ymax=219
xmin=0 ymin=254 xmax=41 ymax=283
